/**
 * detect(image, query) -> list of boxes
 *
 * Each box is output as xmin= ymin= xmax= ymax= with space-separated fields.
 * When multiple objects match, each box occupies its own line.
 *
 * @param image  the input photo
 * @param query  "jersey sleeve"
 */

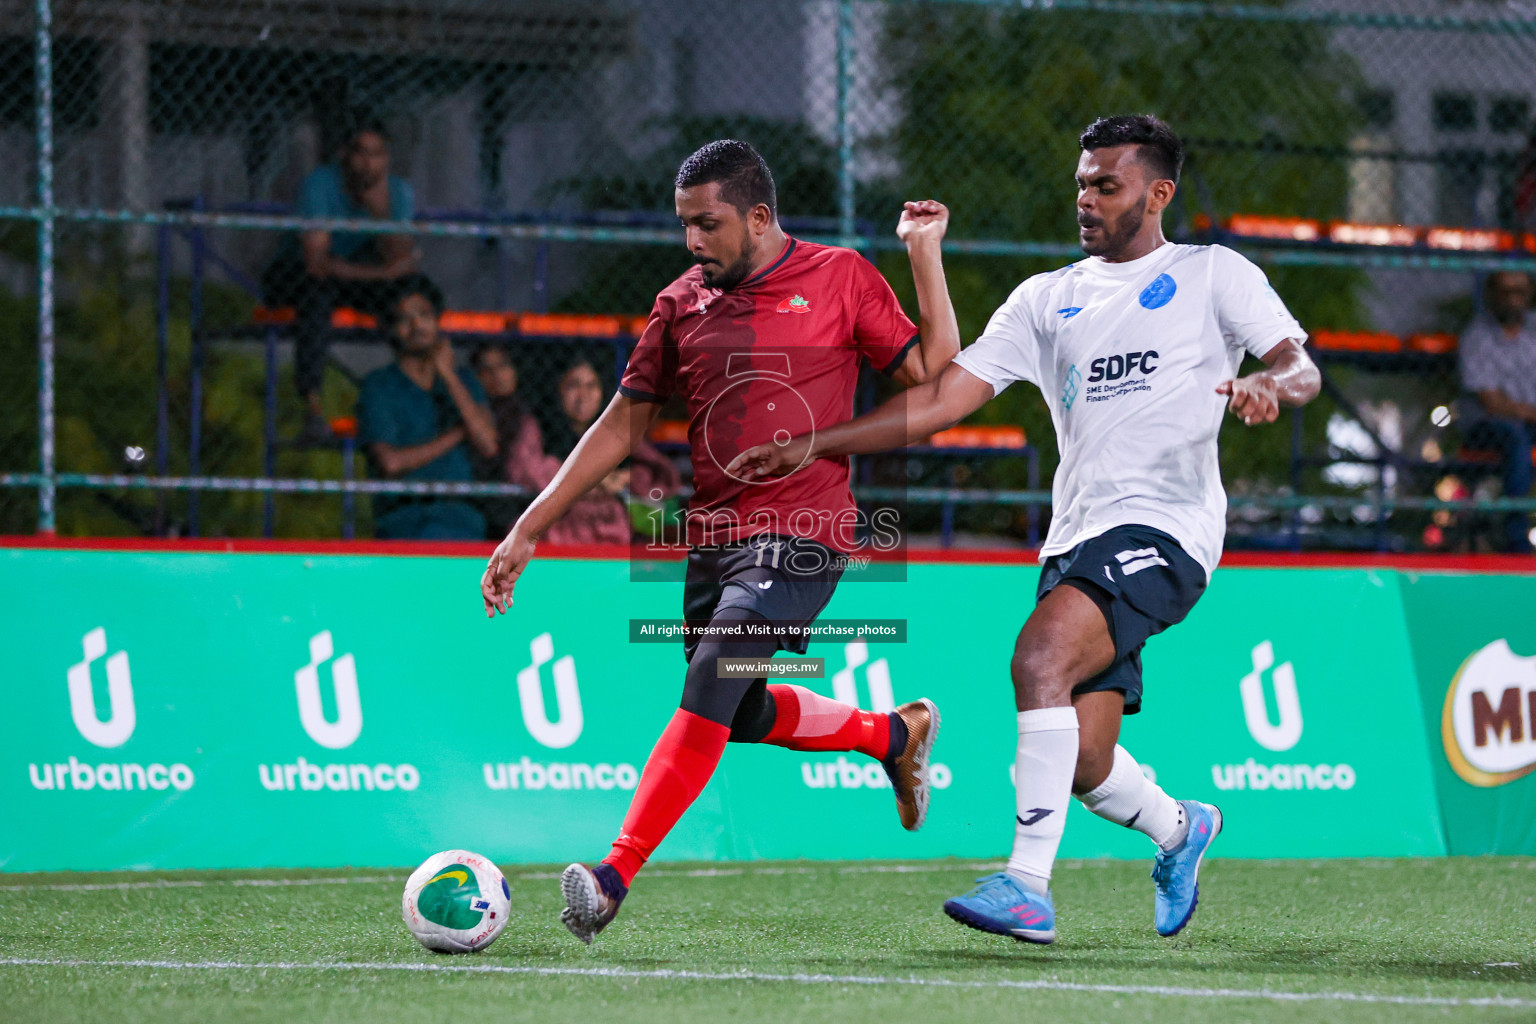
xmin=1211 ymin=246 xmax=1305 ymax=359
xmin=619 ymin=296 xmax=678 ymax=404
xmin=952 ymin=282 xmax=1043 ymax=396
xmin=849 ymin=254 xmax=920 ymax=376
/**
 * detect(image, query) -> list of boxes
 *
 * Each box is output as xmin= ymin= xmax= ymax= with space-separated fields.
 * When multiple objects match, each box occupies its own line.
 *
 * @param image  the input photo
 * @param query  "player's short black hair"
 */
xmin=675 ymin=139 xmax=777 ymax=217
xmin=1080 ymin=114 xmax=1184 ymax=184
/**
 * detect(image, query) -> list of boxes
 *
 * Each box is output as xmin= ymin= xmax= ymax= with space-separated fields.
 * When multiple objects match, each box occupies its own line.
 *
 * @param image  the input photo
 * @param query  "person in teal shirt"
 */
xmin=264 ymin=117 xmax=427 ymax=441
xmin=357 ymin=277 xmax=499 ymax=540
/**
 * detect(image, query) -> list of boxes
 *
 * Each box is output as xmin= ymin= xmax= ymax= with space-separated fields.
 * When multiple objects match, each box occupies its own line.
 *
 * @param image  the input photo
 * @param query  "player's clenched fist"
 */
xmin=480 ymin=529 xmax=536 ymax=617
xmin=896 ymin=200 xmax=949 ymax=245
xmin=1216 ymin=375 xmax=1280 ymax=426
xmin=726 ymin=433 xmax=813 ymax=481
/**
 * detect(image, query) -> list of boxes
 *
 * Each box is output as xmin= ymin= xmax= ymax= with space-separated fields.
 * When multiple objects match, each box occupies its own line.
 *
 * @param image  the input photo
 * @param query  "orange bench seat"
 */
xmin=251 ymin=307 xmax=650 ymax=336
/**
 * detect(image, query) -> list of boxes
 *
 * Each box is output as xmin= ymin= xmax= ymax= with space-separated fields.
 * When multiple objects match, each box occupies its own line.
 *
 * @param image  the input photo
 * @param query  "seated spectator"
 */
xmin=468 ymin=342 xmax=530 ymax=538
xmin=263 ymin=115 xmax=425 ymax=443
xmin=506 ymin=357 xmax=680 ymax=545
xmin=357 ymin=276 xmax=498 ymax=540
xmin=1459 ymin=270 xmax=1536 ymax=552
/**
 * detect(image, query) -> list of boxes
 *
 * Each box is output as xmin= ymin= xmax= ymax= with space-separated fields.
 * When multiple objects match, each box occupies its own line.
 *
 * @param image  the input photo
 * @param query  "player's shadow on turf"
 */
xmin=804 ymin=950 xmax=1070 ymax=970
xmin=867 ymin=944 xmax=1536 ymax=988
xmin=1223 ymin=946 xmax=1536 ymax=985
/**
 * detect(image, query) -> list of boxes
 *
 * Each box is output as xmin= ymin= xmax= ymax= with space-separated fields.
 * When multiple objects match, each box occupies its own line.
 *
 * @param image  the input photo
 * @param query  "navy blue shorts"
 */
xmin=682 ymin=534 xmax=844 ymax=662
xmin=1035 ymin=525 xmax=1207 ymax=714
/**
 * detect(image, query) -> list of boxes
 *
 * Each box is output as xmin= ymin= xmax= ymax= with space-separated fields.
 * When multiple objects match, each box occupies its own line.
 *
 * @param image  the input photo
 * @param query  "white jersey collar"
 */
xmin=1079 ymin=241 xmax=1175 ymax=278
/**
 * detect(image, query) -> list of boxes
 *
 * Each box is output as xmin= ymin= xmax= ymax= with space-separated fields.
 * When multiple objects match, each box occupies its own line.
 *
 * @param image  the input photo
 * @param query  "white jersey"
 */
xmin=953 ymin=243 xmax=1303 ymax=576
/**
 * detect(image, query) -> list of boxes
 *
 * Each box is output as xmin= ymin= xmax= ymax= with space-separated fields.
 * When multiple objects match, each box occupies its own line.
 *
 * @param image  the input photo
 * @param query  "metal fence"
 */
xmin=3 ymin=0 xmax=1536 ymax=550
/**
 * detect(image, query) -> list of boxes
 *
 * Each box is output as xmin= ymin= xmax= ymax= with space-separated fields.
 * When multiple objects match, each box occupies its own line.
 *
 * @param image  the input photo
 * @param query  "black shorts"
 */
xmin=1035 ymin=524 xmax=1207 ymax=714
xmin=682 ymin=534 xmax=844 ymax=662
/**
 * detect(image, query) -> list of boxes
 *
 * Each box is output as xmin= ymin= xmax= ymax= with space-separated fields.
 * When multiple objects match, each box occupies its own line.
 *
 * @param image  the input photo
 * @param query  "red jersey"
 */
xmin=620 ymin=237 xmax=919 ymax=553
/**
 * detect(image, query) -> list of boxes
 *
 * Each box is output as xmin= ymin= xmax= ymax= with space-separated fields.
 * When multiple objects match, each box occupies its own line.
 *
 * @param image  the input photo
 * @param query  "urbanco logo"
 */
xmin=31 ymin=627 xmax=195 ymax=793
xmin=1442 ymin=638 xmax=1536 ymax=787
xmin=67 ymin=627 xmax=135 ymax=748
xmin=295 ymin=631 xmax=362 ymax=749
xmin=1214 ymin=641 xmax=1353 ymax=793
xmin=832 ymin=640 xmax=893 ymax=713
xmin=485 ymin=635 xmax=633 ymax=791
xmin=261 ymin=632 xmax=418 ymax=792
xmin=1239 ymin=640 xmax=1302 ymax=752
xmin=517 ymin=633 xmax=582 ymax=749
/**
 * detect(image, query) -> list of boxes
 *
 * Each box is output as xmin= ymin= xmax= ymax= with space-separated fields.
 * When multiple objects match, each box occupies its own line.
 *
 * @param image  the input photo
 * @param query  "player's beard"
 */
xmin=696 ymin=235 xmax=759 ymax=290
xmin=1079 ymin=191 xmax=1148 ymax=258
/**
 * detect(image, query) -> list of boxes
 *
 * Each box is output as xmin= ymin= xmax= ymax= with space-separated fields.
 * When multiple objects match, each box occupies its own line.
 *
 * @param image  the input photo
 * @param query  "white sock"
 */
xmin=1005 ymin=706 xmax=1079 ymax=895
xmin=1077 ymin=744 xmax=1188 ymax=852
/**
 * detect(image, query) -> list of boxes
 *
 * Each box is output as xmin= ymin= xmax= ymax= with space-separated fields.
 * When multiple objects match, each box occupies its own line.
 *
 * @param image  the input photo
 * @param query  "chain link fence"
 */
xmin=3 ymin=0 xmax=1536 ymax=550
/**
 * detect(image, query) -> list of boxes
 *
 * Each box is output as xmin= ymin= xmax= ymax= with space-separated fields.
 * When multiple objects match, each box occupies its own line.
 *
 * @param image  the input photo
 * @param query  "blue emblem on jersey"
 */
xmin=1139 ymin=274 xmax=1177 ymax=309
xmin=1057 ymin=307 xmax=1083 ymax=319
xmin=1061 ymin=364 xmax=1081 ymax=409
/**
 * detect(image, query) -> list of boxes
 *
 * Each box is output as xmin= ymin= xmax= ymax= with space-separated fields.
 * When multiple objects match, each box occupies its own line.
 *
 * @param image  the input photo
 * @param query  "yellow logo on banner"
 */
xmin=1442 ymin=639 xmax=1536 ymax=787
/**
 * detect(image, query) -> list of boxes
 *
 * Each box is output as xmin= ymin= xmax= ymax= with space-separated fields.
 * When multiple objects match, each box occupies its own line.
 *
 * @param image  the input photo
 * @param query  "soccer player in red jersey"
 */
xmin=480 ymin=139 xmax=959 ymax=943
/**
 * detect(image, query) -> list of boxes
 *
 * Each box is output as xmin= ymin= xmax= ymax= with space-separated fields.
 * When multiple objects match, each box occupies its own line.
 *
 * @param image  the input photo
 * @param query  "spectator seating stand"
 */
xmin=1293 ymin=328 xmax=1532 ymax=550
xmin=157 ymin=200 xmax=1039 ymax=543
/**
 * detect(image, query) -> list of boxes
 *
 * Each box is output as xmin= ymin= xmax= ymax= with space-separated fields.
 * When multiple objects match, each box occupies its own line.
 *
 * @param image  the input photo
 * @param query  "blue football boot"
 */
xmin=1152 ymin=800 xmax=1223 ymax=937
xmin=942 ymin=872 xmax=1056 ymax=944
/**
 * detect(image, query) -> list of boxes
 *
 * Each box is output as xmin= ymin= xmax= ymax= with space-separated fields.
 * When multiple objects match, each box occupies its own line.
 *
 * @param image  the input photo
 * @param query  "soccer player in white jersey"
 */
xmin=728 ymin=114 xmax=1320 ymax=944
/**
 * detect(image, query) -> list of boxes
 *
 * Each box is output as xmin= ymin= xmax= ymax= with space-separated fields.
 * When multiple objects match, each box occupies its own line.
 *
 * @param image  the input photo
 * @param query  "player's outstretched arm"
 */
xmin=728 ymin=362 xmax=995 ymax=480
xmin=1216 ymin=338 xmax=1321 ymax=426
xmin=481 ymin=394 xmax=661 ymax=616
xmin=889 ymin=200 xmax=960 ymax=387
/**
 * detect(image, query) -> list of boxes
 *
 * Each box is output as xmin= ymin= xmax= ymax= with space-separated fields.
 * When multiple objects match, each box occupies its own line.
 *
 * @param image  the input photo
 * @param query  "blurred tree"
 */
xmin=0 ymin=227 xmax=358 ymax=538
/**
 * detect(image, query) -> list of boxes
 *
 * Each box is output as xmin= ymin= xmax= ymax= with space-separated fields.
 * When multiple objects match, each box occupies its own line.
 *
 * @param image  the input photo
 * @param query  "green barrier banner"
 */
xmin=1 ymin=549 xmax=1454 ymax=872
xmin=1399 ymin=572 xmax=1536 ymax=855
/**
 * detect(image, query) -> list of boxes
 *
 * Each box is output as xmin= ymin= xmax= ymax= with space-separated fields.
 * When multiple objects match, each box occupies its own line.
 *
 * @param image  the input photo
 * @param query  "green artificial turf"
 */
xmin=2 ymin=857 xmax=1533 ymax=1024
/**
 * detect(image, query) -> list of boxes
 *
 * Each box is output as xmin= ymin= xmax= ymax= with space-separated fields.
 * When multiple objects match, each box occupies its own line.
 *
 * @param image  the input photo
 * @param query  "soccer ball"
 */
xmin=401 ymin=849 xmax=511 ymax=953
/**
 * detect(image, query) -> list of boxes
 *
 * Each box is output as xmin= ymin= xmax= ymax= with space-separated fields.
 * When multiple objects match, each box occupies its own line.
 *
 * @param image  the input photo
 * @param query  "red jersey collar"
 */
xmin=737 ymin=236 xmax=797 ymax=289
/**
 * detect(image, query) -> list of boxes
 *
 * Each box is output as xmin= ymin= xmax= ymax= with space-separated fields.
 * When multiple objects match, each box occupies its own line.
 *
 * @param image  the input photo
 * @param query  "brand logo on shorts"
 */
xmin=776 ymin=294 xmax=812 ymax=314
xmin=1112 ymin=547 xmax=1168 ymax=577
xmin=1442 ymin=639 xmax=1536 ymax=787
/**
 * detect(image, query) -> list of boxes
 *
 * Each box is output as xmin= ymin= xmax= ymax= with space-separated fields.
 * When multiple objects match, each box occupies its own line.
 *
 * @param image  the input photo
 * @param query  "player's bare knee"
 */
xmin=1010 ymin=643 xmax=1074 ymax=709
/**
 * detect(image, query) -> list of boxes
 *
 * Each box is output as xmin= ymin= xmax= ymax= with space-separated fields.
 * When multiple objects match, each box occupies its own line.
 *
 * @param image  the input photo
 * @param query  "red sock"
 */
xmin=760 ymin=684 xmax=891 ymax=760
xmin=602 ymin=709 xmax=730 ymax=886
